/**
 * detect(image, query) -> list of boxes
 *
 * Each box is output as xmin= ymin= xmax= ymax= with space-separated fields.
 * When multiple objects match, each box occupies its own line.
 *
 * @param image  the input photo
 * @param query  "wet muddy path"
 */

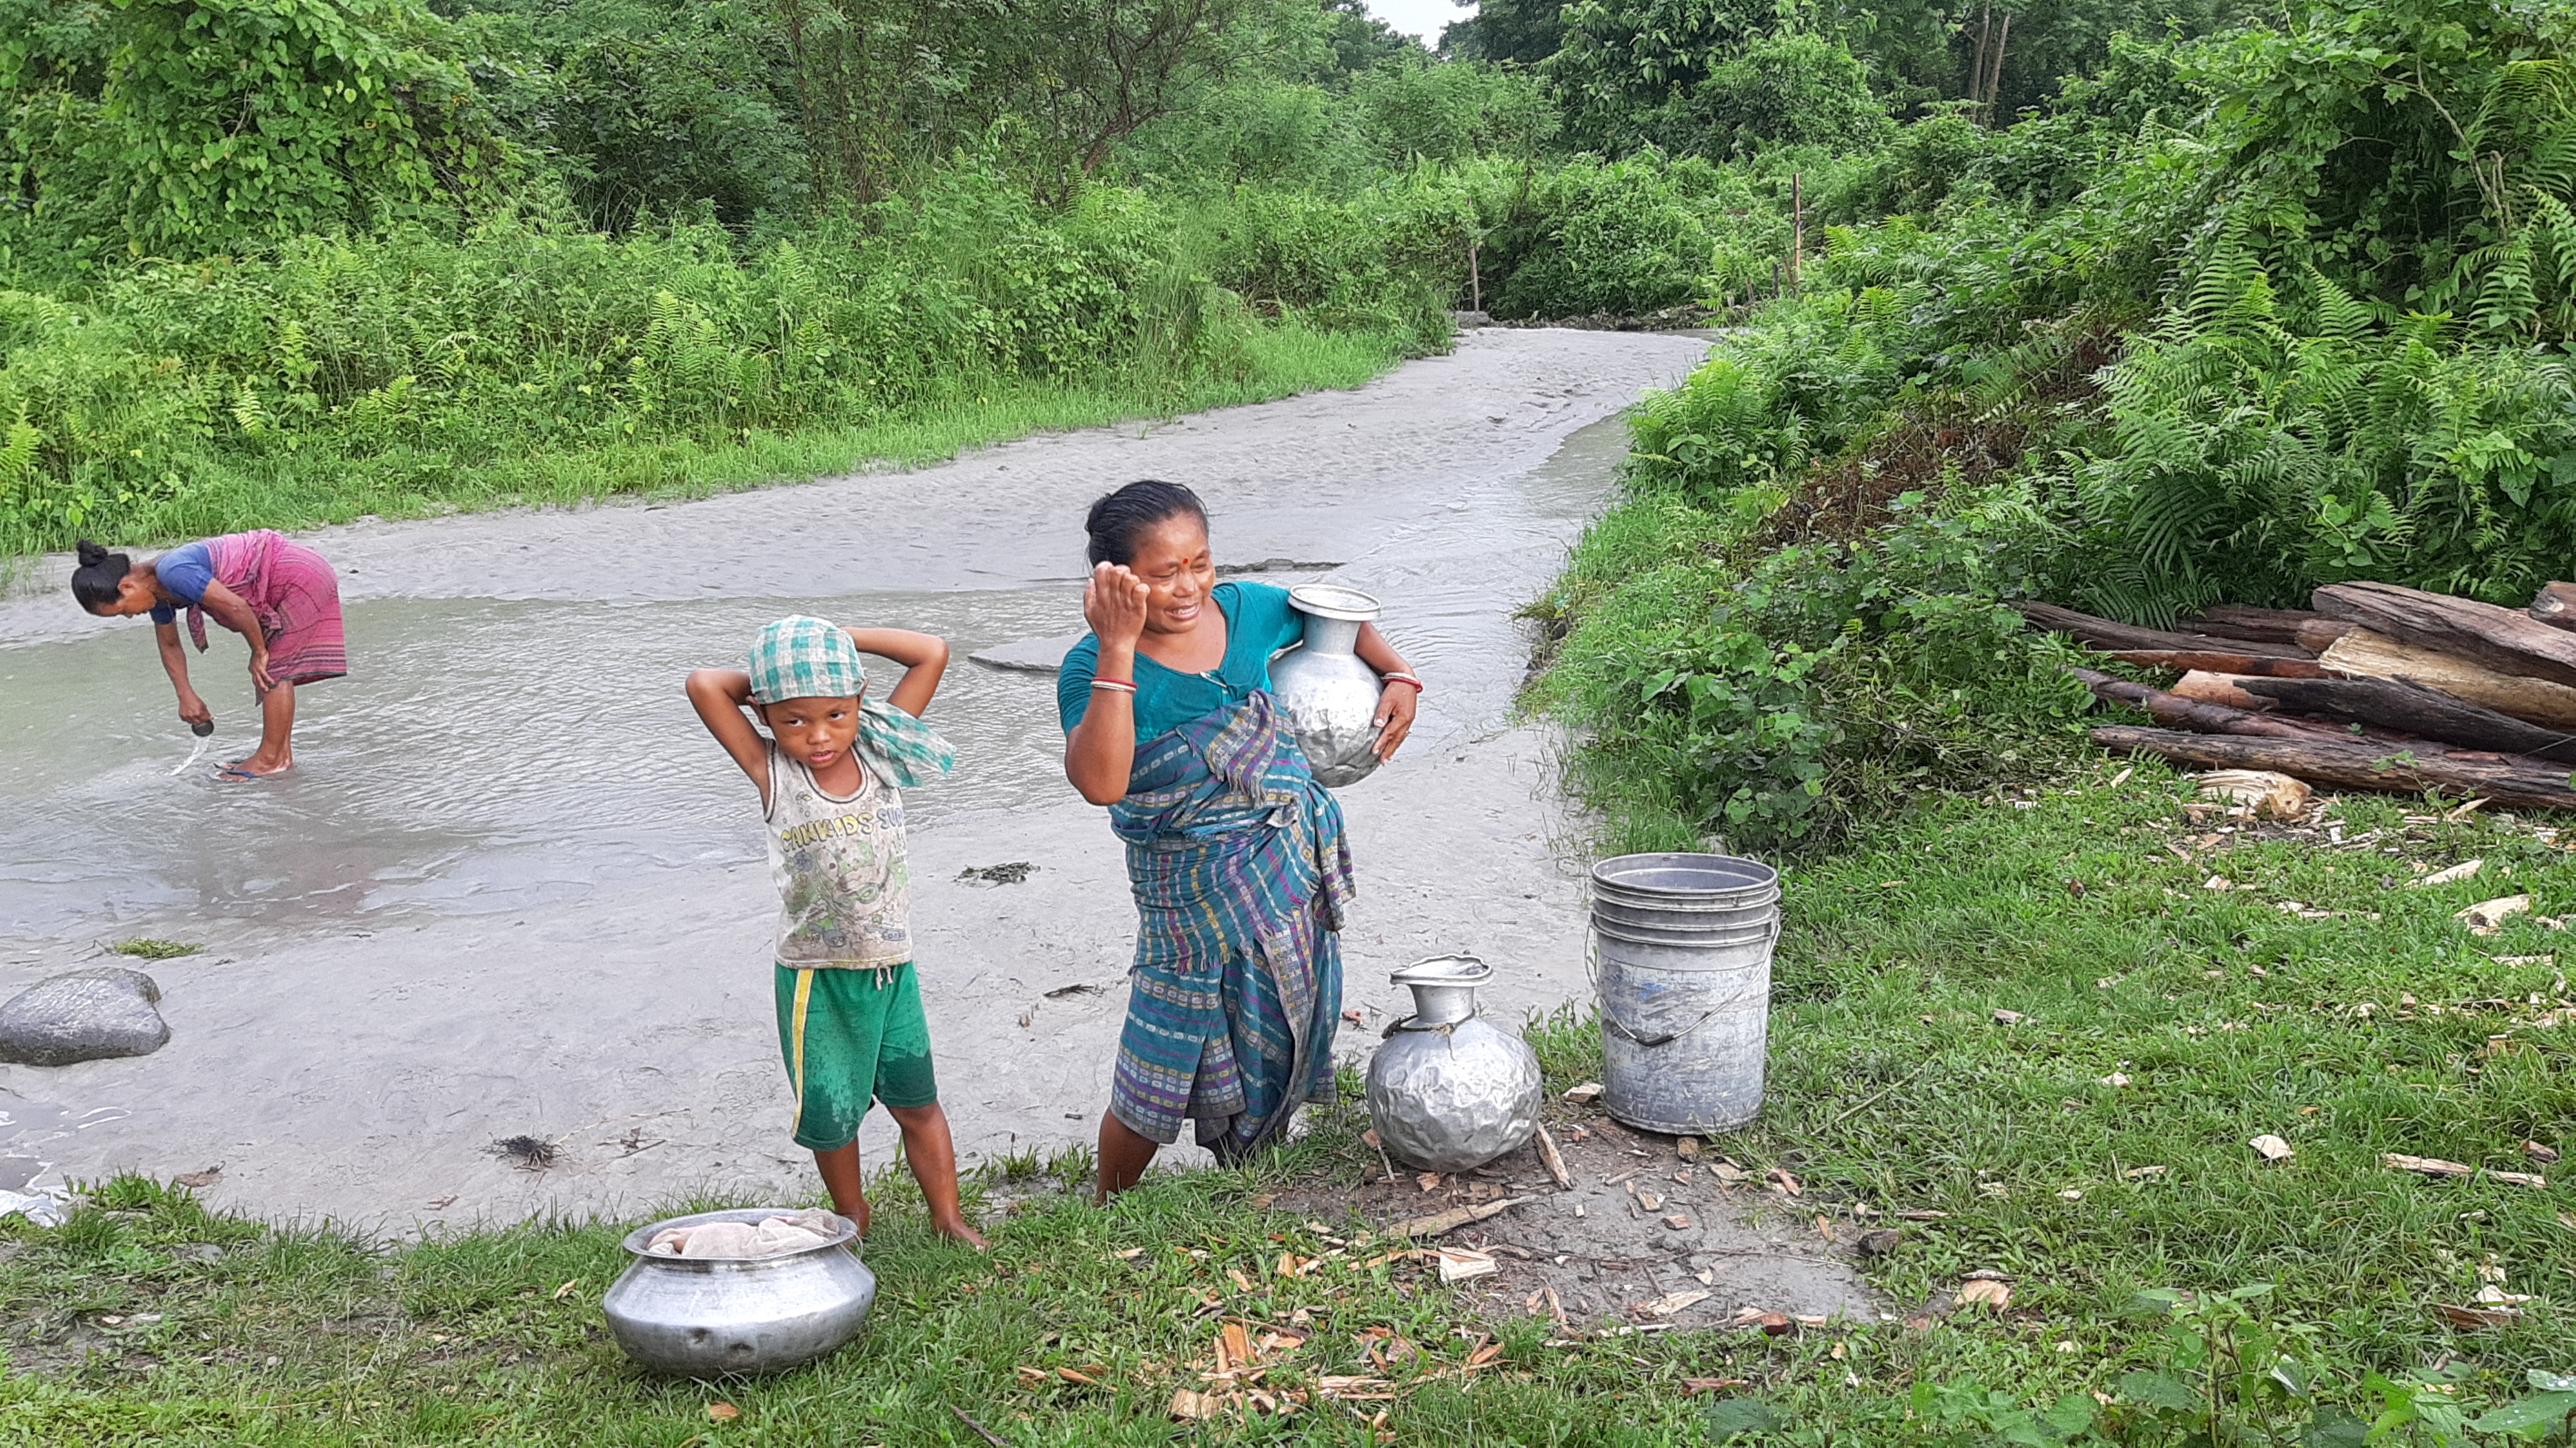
xmin=0 ymin=328 xmax=1710 ymax=1232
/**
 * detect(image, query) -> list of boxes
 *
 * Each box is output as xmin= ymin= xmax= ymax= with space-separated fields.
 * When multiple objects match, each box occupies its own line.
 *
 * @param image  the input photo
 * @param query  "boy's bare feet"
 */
xmin=931 ymin=1217 xmax=991 ymax=1249
xmin=813 ymin=1143 xmax=870 ymax=1237
xmin=812 ymin=1108 xmax=985 ymax=1246
xmin=885 ymin=1101 xmax=986 ymax=1248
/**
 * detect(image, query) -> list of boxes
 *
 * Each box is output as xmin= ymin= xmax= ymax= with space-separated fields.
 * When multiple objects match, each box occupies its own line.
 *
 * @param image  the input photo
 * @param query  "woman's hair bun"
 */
xmin=69 ymin=538 xmax=133 ymax=613
xmin=1084 ymin=479 xmax=1207 ymax=567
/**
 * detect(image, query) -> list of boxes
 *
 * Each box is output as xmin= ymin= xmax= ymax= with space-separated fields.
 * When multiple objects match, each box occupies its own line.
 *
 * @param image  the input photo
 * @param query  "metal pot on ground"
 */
xmin=1364 ymin=955 xmax=1543 ymax=1172
xmin=601 ymin=1207 xmax=876 ymax=1376
xmin=1590 ymin=852 xmax=1780 ymax=1135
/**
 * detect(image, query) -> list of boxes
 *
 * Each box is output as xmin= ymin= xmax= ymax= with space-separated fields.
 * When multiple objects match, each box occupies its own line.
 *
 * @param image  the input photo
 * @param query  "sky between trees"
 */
xmin=1367 ymin=0 xmax=1461 ymax=40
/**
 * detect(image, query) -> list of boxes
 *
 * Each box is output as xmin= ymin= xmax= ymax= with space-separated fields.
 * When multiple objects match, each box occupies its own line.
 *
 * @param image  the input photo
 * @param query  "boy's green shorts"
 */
xmin=775 ymin=962 xmax=939 ymax=1151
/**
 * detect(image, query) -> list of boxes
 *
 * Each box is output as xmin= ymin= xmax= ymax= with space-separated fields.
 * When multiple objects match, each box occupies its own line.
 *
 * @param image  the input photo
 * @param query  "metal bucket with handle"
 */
xmin=1590 ymin=852 xmax=1780 ymax=1134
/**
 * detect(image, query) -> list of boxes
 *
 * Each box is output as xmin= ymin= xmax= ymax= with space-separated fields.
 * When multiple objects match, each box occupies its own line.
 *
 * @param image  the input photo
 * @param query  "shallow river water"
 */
xmin=0 ymin=328 xmax=1709 ymax=1231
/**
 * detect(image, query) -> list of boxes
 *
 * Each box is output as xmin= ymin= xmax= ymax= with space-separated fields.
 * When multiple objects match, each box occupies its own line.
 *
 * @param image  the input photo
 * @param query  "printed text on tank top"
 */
xmin=762 ymin=742 xmax=912 ymax=974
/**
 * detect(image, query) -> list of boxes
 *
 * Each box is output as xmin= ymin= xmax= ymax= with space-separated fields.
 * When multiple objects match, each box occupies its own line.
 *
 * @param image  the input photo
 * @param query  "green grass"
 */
xmin=0 ymin=1126 xmax=1744 ymax=1444
xmin=106 ymin=941 xmax=201 ymax=961
xmin=45 ymin=318 xmax=1413 ymax=555
xmin=8 ymin=765 xmax=2575 ymax=1442
xmin=1716 ymin=765 xmax=2576 ymax=1435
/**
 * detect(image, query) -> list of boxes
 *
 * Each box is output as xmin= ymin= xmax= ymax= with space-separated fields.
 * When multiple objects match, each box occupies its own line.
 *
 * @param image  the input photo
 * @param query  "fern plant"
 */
xmin=2071 ymin=215 xmax=2576 ymax=617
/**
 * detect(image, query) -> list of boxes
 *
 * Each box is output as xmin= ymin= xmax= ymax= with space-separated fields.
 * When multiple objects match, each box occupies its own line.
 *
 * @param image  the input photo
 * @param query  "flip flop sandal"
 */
xmin=214 ymin=764 xmax=267 ymax=781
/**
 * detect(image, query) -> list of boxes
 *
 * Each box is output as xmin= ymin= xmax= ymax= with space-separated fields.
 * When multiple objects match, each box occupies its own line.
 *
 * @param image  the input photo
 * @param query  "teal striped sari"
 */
xmin=1106 ymin=690 xmax=1353 ymax=1161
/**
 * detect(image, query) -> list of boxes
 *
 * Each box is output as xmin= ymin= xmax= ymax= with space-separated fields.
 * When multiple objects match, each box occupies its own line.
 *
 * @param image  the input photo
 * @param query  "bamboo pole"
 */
xmin=1788 ymin=173 xmax=1803 ymax=293
xmin=1984 ymin=14 xmax=2012 ymax=121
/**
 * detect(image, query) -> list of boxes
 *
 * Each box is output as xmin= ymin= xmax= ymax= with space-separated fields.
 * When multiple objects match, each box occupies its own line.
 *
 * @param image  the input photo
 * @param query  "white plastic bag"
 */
xmin=0 ymin=1190 xmax=68 ymax=1228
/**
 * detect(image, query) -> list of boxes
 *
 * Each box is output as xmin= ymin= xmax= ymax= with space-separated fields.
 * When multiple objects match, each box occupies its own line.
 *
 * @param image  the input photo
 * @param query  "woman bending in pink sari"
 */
xmin=71 ymin=532 xmax=348 ymax=779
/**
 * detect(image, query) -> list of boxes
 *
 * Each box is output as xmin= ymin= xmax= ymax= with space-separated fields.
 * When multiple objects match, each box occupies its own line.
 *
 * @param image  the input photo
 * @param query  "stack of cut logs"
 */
xmin=2020 ymin=581 xmax=2576 ymax=810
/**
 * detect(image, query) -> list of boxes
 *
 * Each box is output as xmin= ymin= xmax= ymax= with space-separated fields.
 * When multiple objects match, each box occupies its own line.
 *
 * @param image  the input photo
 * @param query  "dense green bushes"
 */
xmin=2071 ymin=260 xmax=2576 ymax=618
xmin=0 ymin=174 xmax=1456 ymax=551
xmin=0 ymin=0 xmax=1833 ymax=553
xmin=0 ymin=0 xmax=1557 ymax=553
xmin=1124 ymin=55 xmax=1555 ymax=185
xmin=1536 ymin=283 xmax=2097 ymax=848
xmin=519 ymin=1 xmax=810 ymax=229
xmin=1551 ymin=19 xmax=1888 ymax=159
xmin=0 ymin=0 xmax=528 ymax=267
xmin=0 ymin=0 xmax=1737 ymax=558
xmin=1540 ymin=0 xmax=2576 ymax=853
xmin=15 ymin=0 xmax=2523 ymax=578
xmin=1540 ymin=478 xmax=2095 ymax=848
xmin=1480 ymin=152 xmax=1818 ymax=317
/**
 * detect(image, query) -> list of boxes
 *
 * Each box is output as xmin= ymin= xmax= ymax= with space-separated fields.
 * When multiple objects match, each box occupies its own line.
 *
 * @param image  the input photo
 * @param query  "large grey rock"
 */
xmin=0 ymin=968 xmax=171 ymax=1066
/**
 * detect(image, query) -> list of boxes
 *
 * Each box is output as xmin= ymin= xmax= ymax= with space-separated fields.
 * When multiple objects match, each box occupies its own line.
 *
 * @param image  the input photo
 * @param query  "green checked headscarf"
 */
xmin=747 ymin=616 xmax=956 ymax=787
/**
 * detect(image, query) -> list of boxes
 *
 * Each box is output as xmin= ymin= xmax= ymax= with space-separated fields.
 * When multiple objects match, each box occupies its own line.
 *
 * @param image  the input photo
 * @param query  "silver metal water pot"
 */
xmin=1364 ymin=955 xmax=1543 ymax=1172
xmin=1268 ymin=583 xmax=1387 ymax=788
xmin=601 ymin=1207 xmax=877 ymax=1375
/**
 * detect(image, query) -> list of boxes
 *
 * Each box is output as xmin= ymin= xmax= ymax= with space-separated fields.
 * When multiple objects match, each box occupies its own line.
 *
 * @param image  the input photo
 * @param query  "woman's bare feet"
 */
xmin=222 ymin=680 xmax=297 ymax=776
xmin=1093 ymin=1108 xmax=1161 ymax=1203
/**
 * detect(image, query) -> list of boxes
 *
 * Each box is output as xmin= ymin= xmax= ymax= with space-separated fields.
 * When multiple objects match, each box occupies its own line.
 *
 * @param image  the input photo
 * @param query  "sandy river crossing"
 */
xmin=0 ymin=327 xmax=1710 ymax=1233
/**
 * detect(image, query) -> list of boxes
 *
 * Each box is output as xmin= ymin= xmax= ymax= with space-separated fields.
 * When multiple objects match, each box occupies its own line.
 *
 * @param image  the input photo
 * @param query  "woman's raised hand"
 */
xmin=1084 ymin=562 xmax=1151 ymax=650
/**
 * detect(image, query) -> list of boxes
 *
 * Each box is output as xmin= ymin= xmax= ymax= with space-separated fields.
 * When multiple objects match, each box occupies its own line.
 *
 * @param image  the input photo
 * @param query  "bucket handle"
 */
xmin=1599 ymin=988 xmax=1771 ymax=1049
xmin=1588 ymin=917 xmax=1779 ymax=1050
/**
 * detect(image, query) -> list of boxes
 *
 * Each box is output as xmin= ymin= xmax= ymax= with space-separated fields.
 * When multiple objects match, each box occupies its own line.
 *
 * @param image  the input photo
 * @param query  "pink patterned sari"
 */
xmin=182 ymin=530 xmax=347 ymax=691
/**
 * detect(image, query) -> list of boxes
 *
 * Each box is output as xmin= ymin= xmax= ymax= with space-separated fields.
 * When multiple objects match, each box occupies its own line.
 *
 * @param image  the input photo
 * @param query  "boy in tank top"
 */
xmin=686 ymin=615 xmax=987 ymax=1246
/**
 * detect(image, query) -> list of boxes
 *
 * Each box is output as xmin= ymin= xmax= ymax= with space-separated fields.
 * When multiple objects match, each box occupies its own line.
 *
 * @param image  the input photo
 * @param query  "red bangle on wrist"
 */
xmin=1381 ymin=673 xmax=1423 ymax=693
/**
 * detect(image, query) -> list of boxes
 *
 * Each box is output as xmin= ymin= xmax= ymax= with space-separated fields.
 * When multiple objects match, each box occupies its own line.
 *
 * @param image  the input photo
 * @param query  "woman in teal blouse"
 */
xmin=1057 ymin=480 xmax=1419 ymax=1200
xmin=1055 ymin=574 xmax=1306 ymax=740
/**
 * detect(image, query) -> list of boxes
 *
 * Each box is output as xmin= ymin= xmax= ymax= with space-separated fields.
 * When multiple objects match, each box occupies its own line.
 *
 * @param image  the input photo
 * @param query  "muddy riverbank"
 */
xmin=0 ymin=327 xmax=1711 ymax=1234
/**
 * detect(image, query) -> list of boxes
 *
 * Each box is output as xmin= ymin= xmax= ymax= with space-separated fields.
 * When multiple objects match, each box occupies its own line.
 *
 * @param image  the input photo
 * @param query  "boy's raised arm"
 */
xmin=686 ymin=668 xmax=771 ymax=800
xmin=845 ymin=628 xmax=949 ymax=719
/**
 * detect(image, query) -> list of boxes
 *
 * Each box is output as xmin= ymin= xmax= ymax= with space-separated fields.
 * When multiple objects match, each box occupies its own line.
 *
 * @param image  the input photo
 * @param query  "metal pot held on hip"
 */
xmin=601 ymin=1208 xmax=876 ymax=1376
xmin=1268 ymin=583 xmax=1387 ymax=789
xmin=1365 ymin=955 xmax=1543 ymax=1172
